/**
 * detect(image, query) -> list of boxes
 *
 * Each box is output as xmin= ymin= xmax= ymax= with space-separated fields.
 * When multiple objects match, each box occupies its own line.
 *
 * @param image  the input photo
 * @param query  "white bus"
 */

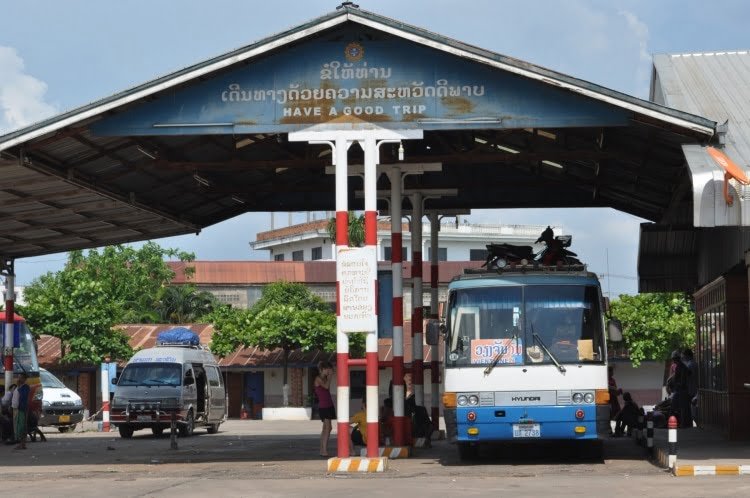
xmin=435 ymin=267 xmax=619 ymax=460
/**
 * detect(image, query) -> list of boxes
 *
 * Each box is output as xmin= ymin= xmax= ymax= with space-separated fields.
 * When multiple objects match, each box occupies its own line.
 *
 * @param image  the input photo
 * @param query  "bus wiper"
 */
xmin=483 ymin=350 xmax=503 ymax=376
xmin=532 ymin=331 xmax=566 ymax=374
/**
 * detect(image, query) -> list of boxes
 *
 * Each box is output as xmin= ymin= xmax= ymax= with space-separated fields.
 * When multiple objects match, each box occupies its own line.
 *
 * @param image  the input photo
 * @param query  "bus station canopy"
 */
xmin=0 ymin=5 xmax=716 ymax=262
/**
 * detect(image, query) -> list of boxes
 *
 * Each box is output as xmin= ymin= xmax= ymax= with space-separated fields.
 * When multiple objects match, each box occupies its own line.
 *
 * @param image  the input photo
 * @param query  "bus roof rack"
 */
xmin=464 ymin=262 xmax=588 ymax=275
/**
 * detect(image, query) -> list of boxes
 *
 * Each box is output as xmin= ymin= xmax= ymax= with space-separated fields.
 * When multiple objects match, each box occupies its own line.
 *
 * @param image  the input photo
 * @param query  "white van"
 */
xmin=38 ymin=368 xmax=84 ymax=432
xmin=110 ymin=331 xmax=226 ymax=438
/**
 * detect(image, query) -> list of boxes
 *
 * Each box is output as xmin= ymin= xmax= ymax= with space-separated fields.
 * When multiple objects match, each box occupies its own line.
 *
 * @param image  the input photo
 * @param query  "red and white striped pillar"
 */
xmin=429 ymin=212 xmax=440 ymax=432
xmin=363 ymin=135 xmax=380 ymax=458
xmin=410 ymin=192 xmax=424 ymax=407
xmin=334 ymin=134 xmax=351 ymax=458
xmin=388 ymin=167 xmax=406 ymax=446
xmin=101 ymin=360 xmax=111 ymax=432
xmin=3 ymin=272 xmax=15 ymax=389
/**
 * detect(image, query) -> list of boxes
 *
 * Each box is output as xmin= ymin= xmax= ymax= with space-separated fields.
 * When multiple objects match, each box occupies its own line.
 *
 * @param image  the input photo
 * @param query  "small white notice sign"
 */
xmin=337 ymin=246 xmax=377 ymax=333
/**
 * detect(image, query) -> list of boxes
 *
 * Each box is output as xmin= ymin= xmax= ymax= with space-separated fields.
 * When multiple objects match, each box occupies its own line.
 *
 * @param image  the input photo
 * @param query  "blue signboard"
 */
xmin=377 ymin=270 xmax=393 ymax=339
xmin=93 ymin=30 xmax=629 ymax=136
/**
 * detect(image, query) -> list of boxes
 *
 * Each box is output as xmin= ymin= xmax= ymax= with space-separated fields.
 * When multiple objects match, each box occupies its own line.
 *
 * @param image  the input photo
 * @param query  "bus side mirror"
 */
xmin=608 ymin=318 xmax=623 ymax=343
xmin=184 ymin=376 xmax=195 ymax=386
xmin=112 ymin=376 xmax=119 ymax=385
xmin=426 ymin=319 xmax=441 ymax=346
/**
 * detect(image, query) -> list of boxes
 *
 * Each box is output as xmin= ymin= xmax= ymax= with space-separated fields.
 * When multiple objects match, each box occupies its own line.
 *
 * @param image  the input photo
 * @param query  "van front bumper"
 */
xmin=39 ymin=408 xmax=84 ymax=427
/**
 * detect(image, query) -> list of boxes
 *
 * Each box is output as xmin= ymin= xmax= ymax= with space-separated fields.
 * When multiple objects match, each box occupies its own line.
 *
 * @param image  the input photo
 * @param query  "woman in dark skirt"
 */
xmin=315 ymin=361 xmax=335 ymax=456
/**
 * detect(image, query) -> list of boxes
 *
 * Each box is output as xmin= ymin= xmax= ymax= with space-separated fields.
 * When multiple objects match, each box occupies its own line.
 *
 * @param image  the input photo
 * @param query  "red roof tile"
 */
xmin=168 ymin=260 xmax=484 ymax=285
xmin=36 ymin=321 xmax=440 ymax=368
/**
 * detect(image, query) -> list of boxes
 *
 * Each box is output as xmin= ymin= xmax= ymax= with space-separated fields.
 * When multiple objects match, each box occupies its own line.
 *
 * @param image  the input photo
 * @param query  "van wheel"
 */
xmin=206 ymin=423 xmax=220 ymax=434
xmin=151 ymin=426 xmax=165 ymax=437
xmin=179 ymin=411 xmax=194 ymax=437
xmin=58 ymin=424 xmax=76 ymax=433
xmin=118 ymin=425 xmax=134 ymax=439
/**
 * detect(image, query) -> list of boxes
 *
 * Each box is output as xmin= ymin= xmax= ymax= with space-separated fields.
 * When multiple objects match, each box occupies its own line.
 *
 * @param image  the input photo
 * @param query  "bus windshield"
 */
xmin=0 ymin=320 xmax=40 ymax=375
xmin=446 ymin=284 xmax=605 ymax=368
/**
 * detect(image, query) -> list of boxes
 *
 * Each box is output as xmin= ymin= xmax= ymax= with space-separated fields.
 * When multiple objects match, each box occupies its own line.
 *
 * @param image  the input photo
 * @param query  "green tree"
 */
xmin=19 ymin=242 xmax=195 ymax=364
xmin=326 ymin=211 xmax=365 ymax=247
xmin=209 ymin=282 xmax=364 ymax=405
xmin=154 ymin=285 xmax=219 ymax=324
xmin=609 ymin=292 xmax=695 ymax=367
xmin=20 ymin=268 xmax=133 ymax=364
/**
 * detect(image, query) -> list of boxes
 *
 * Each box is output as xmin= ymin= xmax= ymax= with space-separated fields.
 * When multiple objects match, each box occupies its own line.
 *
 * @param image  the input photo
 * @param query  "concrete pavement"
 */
xmin=651 ymin=426 xmax=750 ymax=476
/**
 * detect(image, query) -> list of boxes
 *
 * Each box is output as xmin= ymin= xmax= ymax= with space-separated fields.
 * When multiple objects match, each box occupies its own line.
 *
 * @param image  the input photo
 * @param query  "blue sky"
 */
xmin=1 ymin=0 xmax=747 ymax=296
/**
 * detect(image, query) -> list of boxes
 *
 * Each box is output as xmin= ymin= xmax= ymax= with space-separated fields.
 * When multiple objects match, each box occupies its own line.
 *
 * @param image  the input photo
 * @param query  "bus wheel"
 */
xmin=151 ymin=426 xmax=165 ymax=437
xmin=458 ymin=442 xmax=479 ymax=461
xmin=206 ymin=423 xmax=220 ymax=434
xmin=118 ymin=425 xmax=134 ymax=439
xmin=582 ymin=440 xmax=604 ymax=461
xmin=179 ymin=411 xmax=194 ymax=437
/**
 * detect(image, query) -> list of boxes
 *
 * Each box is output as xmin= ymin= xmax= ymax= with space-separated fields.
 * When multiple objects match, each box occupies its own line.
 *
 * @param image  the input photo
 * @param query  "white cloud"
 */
xmin=619 ymin=10 xmax=652 ymax=93
xmin=0 ymin=46 xmax=57 ymax=134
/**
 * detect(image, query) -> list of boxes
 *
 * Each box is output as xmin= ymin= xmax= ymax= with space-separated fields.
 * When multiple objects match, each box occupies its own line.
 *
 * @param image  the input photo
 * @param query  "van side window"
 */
xmin=206 ymin=366 xmax=221 ymax=387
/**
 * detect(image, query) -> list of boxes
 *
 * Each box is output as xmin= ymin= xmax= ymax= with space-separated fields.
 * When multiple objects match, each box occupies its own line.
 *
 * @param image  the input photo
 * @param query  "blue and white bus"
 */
xmin=437 ymin=267 xmax=618 ymax=459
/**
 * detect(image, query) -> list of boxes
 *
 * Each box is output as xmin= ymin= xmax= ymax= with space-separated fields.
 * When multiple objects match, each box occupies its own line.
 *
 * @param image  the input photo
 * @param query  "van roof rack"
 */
xmin=154 ymin=342 xmax=210 ymax=351
xmin=464 ymin=262 xmax=588 ymax=275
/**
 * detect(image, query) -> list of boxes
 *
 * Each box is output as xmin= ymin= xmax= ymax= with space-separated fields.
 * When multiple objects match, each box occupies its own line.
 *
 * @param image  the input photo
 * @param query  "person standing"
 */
xmin=607 ymin=366 xmax=622 ymax=432
xmin=682 ymin=348 xmax=699 ymax=425
xmin=12 ymin=373 xmax=30 ymax=450
xmin=668 ymin=350 xmax=691 ymax=428
xmin=314 ymin=361 xmax=335 ymax=457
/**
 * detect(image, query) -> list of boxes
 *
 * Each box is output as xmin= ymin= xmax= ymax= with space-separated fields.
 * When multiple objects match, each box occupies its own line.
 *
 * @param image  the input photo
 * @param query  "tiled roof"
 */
xmin=168 ymin=260 xmax=484 ymax=285
xmin=255 ymin=220 xmax=328 ymax=241
xmin=255 ymin=220 xmax=406 ymax=242
xmin=35 ymin=321 xmax=439 ymax=369
xmin=168 ymin=261 xmax=337 ymax=284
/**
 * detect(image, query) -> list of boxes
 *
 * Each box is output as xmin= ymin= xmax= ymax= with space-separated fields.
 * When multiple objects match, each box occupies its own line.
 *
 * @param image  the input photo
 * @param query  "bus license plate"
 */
xmin=58 ymin=415 xmax=70 ymax=423
xmin=137 ymin=415 xmax=153 ymax=422
xmin=512 ymin=424 xmax=540 ymax=438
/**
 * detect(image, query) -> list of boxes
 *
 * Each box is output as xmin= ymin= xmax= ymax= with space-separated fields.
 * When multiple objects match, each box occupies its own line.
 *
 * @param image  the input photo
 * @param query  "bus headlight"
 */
xmin=584 ymin=393 xmax=594 ymax=404
xmin=457 ymin=395 xmax=468 ymax=406
xmin=468 ymin=395 xmax=479 ymax=406
xmin=572 ymin=392 xmax=584 ymax=404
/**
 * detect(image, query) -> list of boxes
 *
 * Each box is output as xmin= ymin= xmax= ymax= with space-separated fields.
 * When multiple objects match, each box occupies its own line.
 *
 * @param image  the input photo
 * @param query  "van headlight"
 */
xmin=43 ymin=400 xmax=51 ymax=407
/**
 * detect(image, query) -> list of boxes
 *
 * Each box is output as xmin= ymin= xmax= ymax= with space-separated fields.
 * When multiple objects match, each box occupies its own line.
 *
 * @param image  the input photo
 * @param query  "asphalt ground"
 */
xmin=1 ymin=420 xmax=749 ymax=497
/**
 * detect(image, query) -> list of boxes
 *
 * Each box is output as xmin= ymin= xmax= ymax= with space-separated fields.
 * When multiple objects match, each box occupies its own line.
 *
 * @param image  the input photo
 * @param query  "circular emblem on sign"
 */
xmin=344 ymin=42 xmax=364 ymax=62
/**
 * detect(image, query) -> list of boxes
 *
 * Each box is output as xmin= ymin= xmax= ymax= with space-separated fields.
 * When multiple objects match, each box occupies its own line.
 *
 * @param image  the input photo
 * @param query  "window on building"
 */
xmin=427 ymin=247 xmax=448 ymax=261
xmin=292 ymin=250 xmax=304 ymax=261
xmin=469 ymin=249 xmax=488 ymax=261
xmin=384 ymin=246 xmax=408 ymax=261
xmin=311 ymin=247 xmax=323 ymax=260
xmin=274 ymin=254 xmax=284 ymax=261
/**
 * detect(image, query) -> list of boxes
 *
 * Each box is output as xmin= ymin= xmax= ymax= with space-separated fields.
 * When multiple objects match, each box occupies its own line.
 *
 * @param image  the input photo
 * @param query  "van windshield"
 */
xmin=118 ymin=363 xmax=182 ymax=387
xmin=40 ymin=369 xmax=66 ymax=388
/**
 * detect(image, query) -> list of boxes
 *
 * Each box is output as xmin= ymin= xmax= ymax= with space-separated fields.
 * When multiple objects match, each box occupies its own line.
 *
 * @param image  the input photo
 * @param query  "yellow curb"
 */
xmin=359 ymin=446 xmax=410 ymax=458
xmin=673 ymin=465 xmax=750 ymax=476
xmin=327 ymin=456 xmax=388 ymax=473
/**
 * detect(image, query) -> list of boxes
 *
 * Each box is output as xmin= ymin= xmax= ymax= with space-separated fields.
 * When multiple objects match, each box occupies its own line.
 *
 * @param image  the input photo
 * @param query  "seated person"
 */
xmin=650 ymin=396 xmax=672 ymax=428
xmin=614 ymin=392 xmax=640 ymax=436
xmin=406 ymin=394 xmax=433 ymax=448
xmin=380 ymin=398 xmax=394 ymax=445
xmin=549 ymin=323 xmax=578 ymax=361
xmin=350 ymin=398 xmax=367 ymax=447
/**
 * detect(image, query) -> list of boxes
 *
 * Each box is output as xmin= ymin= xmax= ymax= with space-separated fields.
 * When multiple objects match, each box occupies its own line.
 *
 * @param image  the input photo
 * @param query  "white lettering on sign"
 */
xmin=337 ymin=246 xmax=377 ymax=333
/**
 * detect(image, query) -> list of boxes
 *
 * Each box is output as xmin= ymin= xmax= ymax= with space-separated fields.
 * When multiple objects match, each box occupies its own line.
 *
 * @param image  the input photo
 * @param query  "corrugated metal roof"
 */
xmin=652 ymin=52 xmax=750 ymax=165
xmin=641 ymin=51 xmax=750 ymax=291
xmin=0 ymin=5 xmax=718 ymax=261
